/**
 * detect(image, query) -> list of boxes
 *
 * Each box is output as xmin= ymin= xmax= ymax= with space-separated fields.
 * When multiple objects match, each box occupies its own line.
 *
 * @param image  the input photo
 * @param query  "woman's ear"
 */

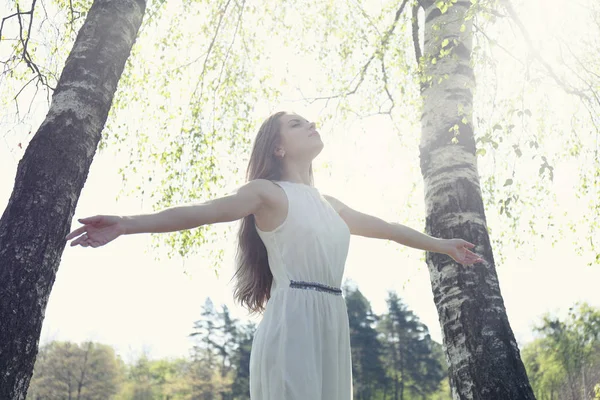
xmin=274 ymin=146 xmax=285 ymax=159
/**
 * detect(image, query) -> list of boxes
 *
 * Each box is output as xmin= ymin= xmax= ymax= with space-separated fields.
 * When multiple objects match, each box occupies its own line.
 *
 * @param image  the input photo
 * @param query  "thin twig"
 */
xmin=191 ymin=0 xmax=233 ymax=103
xmin=212 ymin=0 xmax=245 ymax=104
xmin=13 ymin=75 xmax=37 ymax=101
xmin=16 ymin=0 xmax=40 ymax=76
xmin=380 ymin=54 xmax=394 ymax=113
xmin=0 ymin=10 xmax=32 ymax=41
xmin=502 ymin=0 xmax=590 ymax=102
xmin=302 ymin=0 xmax=410 ymax=103
xmin=473 ymin=23 xmax=523 ymax=66
xmin=563 ymin=39 xmax=600 ymax=82
xmin=350 ymin=0 xmax=381 ymax=37
xmin=3 ymin=0 xmax=54 ymax=95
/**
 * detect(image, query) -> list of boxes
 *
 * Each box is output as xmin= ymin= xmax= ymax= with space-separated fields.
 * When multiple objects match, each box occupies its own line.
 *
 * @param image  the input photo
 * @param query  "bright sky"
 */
xmin=1 ymin=0 xmax=600 ymax=363
xmin=2 ymin=117 xmax=600 ymax=362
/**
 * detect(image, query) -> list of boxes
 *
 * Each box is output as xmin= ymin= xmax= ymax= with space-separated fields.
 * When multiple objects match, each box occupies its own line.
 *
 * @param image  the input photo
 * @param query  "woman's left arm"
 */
xmin=324 ymin=195 xmax=484 ymax=266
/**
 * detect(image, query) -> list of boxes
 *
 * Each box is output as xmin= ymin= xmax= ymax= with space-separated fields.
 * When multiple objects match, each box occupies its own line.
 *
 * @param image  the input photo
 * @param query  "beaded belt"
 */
xmin=289 ymin=280 xmax=342 ymax=296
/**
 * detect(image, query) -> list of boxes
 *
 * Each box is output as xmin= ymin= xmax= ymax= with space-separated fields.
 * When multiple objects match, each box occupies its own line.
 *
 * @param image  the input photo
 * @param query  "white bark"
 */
xmin=419 ymin=1 xmax=535 ymax=399
xmin=0 ymin=1 xmax=146 ymax=398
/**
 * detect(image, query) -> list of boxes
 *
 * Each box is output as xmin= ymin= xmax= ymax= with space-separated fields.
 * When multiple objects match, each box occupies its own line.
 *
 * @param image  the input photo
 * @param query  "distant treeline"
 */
xmin=26 ymin=284 xmax=600 ymax=400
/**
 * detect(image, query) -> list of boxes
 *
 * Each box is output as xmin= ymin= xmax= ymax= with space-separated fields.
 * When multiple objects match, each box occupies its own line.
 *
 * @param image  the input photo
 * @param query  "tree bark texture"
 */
xmin=0 ymin=1 xmax=146 ymax=398
xmin=418 ymin=1 xmax=536 ymax=399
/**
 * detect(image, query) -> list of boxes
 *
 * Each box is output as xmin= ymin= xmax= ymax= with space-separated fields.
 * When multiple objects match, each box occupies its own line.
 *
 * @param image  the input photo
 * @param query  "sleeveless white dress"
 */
xmin=249 ymin=180 xmax=353 ymax=400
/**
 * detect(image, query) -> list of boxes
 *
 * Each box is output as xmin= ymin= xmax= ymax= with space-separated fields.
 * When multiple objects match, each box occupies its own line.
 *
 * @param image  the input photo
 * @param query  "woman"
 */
xmin=66 ymin=111 xmax=484 ymax=399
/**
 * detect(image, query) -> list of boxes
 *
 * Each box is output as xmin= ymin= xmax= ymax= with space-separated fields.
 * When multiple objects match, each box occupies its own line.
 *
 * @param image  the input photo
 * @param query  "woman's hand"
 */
xmin=65 ymin=215 xmax=126 ymax=248
xmin=442 ymin=239 xmax=484 ymax=266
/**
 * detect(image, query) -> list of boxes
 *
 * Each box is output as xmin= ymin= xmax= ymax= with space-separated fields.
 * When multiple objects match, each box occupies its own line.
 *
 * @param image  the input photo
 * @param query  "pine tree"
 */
xmin=344 ymin=284 xmax=387 ymax=399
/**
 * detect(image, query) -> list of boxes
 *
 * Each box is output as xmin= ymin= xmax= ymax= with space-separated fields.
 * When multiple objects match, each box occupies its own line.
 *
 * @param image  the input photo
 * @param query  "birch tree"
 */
xmin=417 ymin=0 xmax=535 ymax=398
xmin=0 ymin=0 xmax=146 ymax=397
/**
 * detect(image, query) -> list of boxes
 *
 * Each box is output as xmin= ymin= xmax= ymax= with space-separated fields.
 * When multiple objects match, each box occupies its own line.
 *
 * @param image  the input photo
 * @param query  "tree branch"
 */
xmin=0 ymin=7 xmax=32 ymax=42
xmin=2 ymin=0 xmax=55 ymax=98
xmin=191 ymin=0 xmax=233 ymax=102
xmin=559 ymin=43 xmax=600 ymax=109
xmin=473 ymin=23 xmax=523 ymax=66
xmin=502 ymin=0 xmax=590 ymax=102
xmin=302 ymin=0 xmax=411 ymax=104
xmin=412 ymin=2 xmax=422 ymax=66
xmin=16 ymin=1 xmax=39 ymax=76
xmin=380 ymin=54 xmax=394 ymax=114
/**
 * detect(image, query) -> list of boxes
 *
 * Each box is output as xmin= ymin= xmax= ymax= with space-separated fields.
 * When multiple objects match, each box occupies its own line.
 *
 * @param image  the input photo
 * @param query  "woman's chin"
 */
xmin=311 ymin=142 xmax=324 ymax=158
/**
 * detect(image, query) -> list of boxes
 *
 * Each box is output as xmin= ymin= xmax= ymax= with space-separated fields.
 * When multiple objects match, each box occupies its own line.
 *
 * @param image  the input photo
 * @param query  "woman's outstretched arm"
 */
xmin=66 ymin=179 xmax=275 ymax=248
xmin=323 ymin=194 xmax=484 ymax=266
xmin=121 ymin=179 xmax=271 ymax=234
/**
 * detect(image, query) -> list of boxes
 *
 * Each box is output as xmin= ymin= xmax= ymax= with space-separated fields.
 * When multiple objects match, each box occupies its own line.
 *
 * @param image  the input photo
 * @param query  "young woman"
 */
xmin=66 ymin=111 xmax=484 ymax=399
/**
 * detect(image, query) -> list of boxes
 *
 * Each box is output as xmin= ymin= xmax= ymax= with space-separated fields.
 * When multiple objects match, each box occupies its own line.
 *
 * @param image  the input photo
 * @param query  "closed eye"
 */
xmin=289 ymin=118 xmax=309 ymax=127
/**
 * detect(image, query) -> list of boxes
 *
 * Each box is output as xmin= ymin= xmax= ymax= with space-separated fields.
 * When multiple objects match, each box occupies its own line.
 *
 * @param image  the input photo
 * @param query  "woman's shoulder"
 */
xmin=244 ymin=179 xmax=287 ymax=205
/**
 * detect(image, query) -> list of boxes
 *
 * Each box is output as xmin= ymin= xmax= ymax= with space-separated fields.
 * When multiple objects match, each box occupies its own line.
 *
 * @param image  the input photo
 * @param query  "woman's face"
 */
xmin=276 ymin=113 xmax=323 ymax=160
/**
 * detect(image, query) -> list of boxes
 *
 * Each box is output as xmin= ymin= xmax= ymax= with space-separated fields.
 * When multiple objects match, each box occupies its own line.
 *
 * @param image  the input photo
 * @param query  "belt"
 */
xmin=289 ymin=280 xmax=342 ymax=296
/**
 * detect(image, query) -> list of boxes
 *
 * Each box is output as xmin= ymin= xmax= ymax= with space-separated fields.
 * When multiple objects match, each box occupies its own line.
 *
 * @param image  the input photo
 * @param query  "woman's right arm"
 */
xmin=123 ymin=179 xmax=273 ymax=234
xmin=66 ymin=179 xmax=275 ymax=248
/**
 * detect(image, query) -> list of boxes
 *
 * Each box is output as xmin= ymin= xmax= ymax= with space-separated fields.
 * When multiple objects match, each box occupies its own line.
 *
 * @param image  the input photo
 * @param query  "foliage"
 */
xmin=378 ymin=290 xmax=447 ymax=399
xmin=28 ymin=296 xmax=600 ymax=400
xmin=3 ymin=0 xmax=600 ymax=272
xmin=345 ymin=283 xmax=388 ymax=397
xmin=521 ymin=338 xmax=565 ymax=400
xmin=28 ymin=284 xmax=454 ymax=399
xmin=522 ymin=302 xmax=600 ymax=400
xmin=27 ymin=341 xmax=124 ymax=400
xmin=114 ymin=355 xmax=191 ymax=400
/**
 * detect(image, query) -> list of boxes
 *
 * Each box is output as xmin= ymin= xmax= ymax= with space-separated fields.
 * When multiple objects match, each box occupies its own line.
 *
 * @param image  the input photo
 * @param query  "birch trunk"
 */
xmin=418 ymin=1 xmax=536 ymax=398
xmin=0 ymin=1 xmax=146 ymax=398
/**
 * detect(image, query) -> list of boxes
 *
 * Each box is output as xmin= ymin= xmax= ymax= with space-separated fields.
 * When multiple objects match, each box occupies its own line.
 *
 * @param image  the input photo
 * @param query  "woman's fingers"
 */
xmin=70 ymin=232 xmax=90 ymax=247
xmin=465 ymin=252 xmax=483 ymax=265
xmin=78 ymin=215 xmax=101 ymax=224
xmin=465 ymin=249 xmax=479 ymax=258
xmin=66 ymin=215 xmax=104 ymax=241
xmin=71 ymin=236 xmax=85 ymax=247
xmin=66 ymin=225 xmax=88 ymax=240
xmin=462 ymin=240 xmax=475 ymax=248
xmin=455 ymin=247 xmax=483 ymax=265
xmin=68 ymin=230 xmax=108 ymax=248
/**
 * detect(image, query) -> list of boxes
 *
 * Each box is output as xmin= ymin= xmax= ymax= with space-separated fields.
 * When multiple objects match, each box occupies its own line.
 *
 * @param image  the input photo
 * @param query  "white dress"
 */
xmin=249 ymin=180 xmax=353 ymax=400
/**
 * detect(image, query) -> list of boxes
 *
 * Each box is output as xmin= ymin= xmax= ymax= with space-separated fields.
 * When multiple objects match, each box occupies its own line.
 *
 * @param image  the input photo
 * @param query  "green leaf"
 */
xmin=504 ymin=179 xmax=513 ymax=186
xmin=513 ymin=145 xmax=522 ymax=157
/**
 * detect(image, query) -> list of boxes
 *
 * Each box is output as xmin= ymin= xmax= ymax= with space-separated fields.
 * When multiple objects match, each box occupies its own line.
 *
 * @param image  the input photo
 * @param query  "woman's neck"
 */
xmin=280 ymin=163 xmax=311 ymax=185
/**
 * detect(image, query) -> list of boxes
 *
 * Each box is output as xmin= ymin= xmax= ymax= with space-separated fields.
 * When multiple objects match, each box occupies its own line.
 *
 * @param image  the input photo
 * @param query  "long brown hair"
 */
xmin=232 ymin=111 xmax=313 ymax=315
